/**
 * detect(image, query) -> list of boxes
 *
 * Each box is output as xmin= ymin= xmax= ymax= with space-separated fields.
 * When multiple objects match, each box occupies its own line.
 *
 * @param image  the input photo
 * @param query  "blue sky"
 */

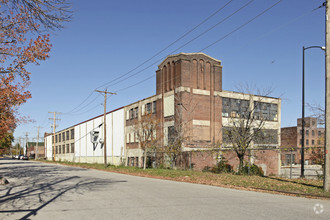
xmin=14 ymin=0 xmax=326 ymax=142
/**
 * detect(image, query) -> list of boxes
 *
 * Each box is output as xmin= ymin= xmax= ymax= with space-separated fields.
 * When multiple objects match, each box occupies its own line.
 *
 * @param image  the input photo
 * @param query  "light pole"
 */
xmin=301 ymin=46 xmax=326 ymax=178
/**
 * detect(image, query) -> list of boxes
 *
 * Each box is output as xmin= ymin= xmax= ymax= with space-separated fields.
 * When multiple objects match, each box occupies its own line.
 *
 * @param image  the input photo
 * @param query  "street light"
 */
xmin=301 ymin=46 xmax=326 ymax=178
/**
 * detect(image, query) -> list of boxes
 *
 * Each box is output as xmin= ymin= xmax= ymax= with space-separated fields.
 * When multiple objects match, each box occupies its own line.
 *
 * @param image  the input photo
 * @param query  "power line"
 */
xmin=56 ymin=0 xmax=284 ymax=119
xmin=200 ymin=0 xmax=283 ymax=52
xmin=60 ymin=1 xmax=235 ymax=116
xmin=104 ymin=0 xmax=255 ymax=90
xmin=95 ymin=0 xmax=234 ymax=90
xmin=64 ymin=91 xmax=96 ymax=114
xmin=111 ymin=1 xmax=283 ymax=94
xmin=64 ymin=93 xmax=102 ymax=115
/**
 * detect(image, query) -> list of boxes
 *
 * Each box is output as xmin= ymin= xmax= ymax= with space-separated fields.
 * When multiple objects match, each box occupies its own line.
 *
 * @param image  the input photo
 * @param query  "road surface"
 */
xmin=0 ymin=159 xmax=329 ymax=219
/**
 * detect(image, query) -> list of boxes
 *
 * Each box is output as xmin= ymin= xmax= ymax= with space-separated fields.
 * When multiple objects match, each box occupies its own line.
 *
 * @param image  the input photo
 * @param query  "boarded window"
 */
xmin=146 ymin=102 xmax=152 ymax=114
xmin=253 ymin=101 xmax=278 ymax=121
xmin=222 ymin=98 xmax=249 ymax=118
xmin=153 ymin=101 xmax=156 ymax=113
xmin=254 ymin=129 xmax=278 ymax=145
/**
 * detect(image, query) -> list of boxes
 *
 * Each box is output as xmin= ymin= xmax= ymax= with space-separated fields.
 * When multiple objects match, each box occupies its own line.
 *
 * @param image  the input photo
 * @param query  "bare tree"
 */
xmin=307 ymin=103 xmax=325 ymax=126
xmin=222 ymin=85 xmax=279 ymax=172
xmin=6 ymin=0 xmax=72 ymax=31
xmin=133 ymin=113 xmax=160 ymax=170
xmin=0 ymin=0 xmax=72 ymax=140
xmin=162 ymin=95 xmax=197 ymax=169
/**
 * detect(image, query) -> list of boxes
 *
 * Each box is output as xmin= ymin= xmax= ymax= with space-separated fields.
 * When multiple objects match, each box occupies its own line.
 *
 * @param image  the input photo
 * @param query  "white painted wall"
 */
xmin=45 ymin=135 xmax=53 ymax=159
xmin=73 ymin=108 xmax=125 ymax=165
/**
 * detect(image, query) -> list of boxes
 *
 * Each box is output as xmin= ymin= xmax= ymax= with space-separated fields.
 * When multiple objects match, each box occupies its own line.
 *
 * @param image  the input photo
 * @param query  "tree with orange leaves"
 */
xmin=0 ymin=0 xmax=71 ymax=139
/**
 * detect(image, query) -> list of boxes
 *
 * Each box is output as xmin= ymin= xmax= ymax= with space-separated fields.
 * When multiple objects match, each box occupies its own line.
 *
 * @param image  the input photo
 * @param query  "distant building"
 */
xmin=281 ymin=117 xmax=325 ymax=166
xmin=26 ymin=142 xmax=45 ymax=158
xmin=45 ymin=53 xmax=281 ymax=175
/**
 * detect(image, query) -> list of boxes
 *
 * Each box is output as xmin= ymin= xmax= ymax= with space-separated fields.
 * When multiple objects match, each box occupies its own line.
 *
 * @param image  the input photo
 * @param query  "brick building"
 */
xmin=281 ymin=117 xmax=325 ymax=165
xmin=125 ymin=53 xmax=281 ymax=174
xmin=26 ymin=142 xmax=45 ymax=158
xmin=46 ymin=53 xmax=281 ymax=175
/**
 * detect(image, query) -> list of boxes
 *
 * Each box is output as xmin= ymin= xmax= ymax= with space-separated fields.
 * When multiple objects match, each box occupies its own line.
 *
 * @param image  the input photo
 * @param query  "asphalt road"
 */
xmin=0 ymin=159 xmax=329 ymax=220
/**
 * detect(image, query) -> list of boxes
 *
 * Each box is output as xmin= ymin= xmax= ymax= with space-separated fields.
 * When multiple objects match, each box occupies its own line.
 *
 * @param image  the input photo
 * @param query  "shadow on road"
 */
xmin=0 ymin=159 xmax=127 ymax=219
xmin=264 ymin=176 xmax=322 ymax=189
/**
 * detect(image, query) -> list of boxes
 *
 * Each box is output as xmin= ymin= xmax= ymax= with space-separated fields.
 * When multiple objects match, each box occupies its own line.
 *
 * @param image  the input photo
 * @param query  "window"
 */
xmin=55 ymin=135 xmax=58 ymax=143
xmin=318 ymin=131 xmax=322 ymax=136
xmin=306 ymin=130 xmax=309 ymax=136
xmin=168 ymin=126 xmax=176 ymax=145
xmin=129 ymin=109 xmax=134 ymax=119
xmin=312 ymin=140 xmax=315 ymax=145
xmin=153 ymin=101 xmax=156 ymax=113
xmin=134 ymin=107 xmax=139 ymax=118
xmin=129 ymin=107 xmax=139 ymax=119
xmin=135 ymin=157 xmax=139 ymax=167
xmin=222 ymin=98 xmax=249 ymax=118
xmin=254 ymin=129 xmax=278 ymax=145
xmin=66 ymin=144 xmax=69 ymax=153
xmin=62 ymin=145 xmax=65 ymax=154
xmin=306 ymin=139 xmax=309 ymax=145
xmin=66 ymin=131 xmax=69 ymax=140
xmin=59 ymin=133 xmax=61 ymax=142
xmin=253 ymin=101 xmax=278 ymax=121
xmin=71 ymin=143 xmax=74 ymax=153
xmin=146 ymin=102 xmax=152 ymax=114
xmin=56 ymin=146 xmax=58 ymax=154
xmin=318 ymin=140 xmax=321 ymax=145
xmin=312 ymin=130 xmax=315 ymax=136
xmin=58 ymin=145 xmax=61 ymax=154
xmin=70 ymin=129 xmax=74 ymax=139
xmin=62 ymin=132 xmax=65 ymax=141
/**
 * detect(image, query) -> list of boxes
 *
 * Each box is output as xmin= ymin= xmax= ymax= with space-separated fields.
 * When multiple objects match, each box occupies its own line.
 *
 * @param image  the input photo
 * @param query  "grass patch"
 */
xmin=44 ymin=160 xmax=330 ymax=198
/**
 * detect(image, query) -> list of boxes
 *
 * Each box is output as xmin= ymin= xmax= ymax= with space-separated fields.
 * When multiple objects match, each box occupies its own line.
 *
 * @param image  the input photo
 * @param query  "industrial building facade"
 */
xmin=281 ymin=117 xmax=325 ymax=166
xmin=45 ymin=53 xmax=281 ymax=175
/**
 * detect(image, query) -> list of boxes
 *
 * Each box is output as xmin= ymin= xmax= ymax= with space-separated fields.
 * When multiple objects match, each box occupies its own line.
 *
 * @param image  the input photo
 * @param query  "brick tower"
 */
xmin=155 ymin=53 xmax=223 ymax=149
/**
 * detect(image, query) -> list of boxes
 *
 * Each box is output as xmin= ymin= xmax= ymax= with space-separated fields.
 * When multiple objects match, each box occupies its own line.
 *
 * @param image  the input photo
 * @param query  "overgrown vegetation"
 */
xmin=43 ymin=160 xmax=330 ymax=198
xmin=236 ymin=164 xmax=264 ymax=176
xmin=203 ymin=158 xmax=233 ymax=174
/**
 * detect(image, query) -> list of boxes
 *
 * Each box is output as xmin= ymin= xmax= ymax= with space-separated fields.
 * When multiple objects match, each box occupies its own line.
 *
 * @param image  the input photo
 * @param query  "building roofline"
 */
xmin=54 ymin=93 xmax=159 ymax=134
xmin=158 ymin=52 xmax=222 ymax=68
xmin=70 ymin=106 xmax=125 ymax=129
xmin=281 ymin=126 xmax=297 ymax=129
xmin=124 ymin=94 xmax=158 ymax=107
xmin=222 ymin=90 xmax=280 ymax=100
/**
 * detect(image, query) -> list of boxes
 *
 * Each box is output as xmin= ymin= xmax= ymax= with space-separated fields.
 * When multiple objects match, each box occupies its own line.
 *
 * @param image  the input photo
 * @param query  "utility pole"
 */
xmin=35 ymin=126 xmax=42 ymax=160
xmin=49 ymin=112 xmax=61 ymax=161
xmin=18 ymin=137 xmax=22 ymax=155
xmin=324 ymin=0 xmax=330 ymax=192
xmin=24 ymin=132 xmax=29 ymax=156
xmin=95 ymin=89 xmax=116 ymax=167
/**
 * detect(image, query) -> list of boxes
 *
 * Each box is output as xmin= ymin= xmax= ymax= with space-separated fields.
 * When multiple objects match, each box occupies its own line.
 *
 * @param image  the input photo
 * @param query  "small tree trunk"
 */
xmin=238 ymin=154 xmax=244 ymax=172
xmin=143 ymin=149 xmax=147 ymax=170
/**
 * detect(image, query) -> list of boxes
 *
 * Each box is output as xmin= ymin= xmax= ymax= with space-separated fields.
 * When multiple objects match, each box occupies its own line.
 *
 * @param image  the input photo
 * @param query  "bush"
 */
xmin=237 ymin=164 xmax=264 ymax=176
xmin=203 ymin=159 xmax=233 ymax=174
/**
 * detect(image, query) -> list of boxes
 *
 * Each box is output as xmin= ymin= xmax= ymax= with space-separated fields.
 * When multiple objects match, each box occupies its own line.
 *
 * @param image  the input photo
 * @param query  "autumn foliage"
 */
xmin=0 ymin=0 xmax=71 ymax=140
